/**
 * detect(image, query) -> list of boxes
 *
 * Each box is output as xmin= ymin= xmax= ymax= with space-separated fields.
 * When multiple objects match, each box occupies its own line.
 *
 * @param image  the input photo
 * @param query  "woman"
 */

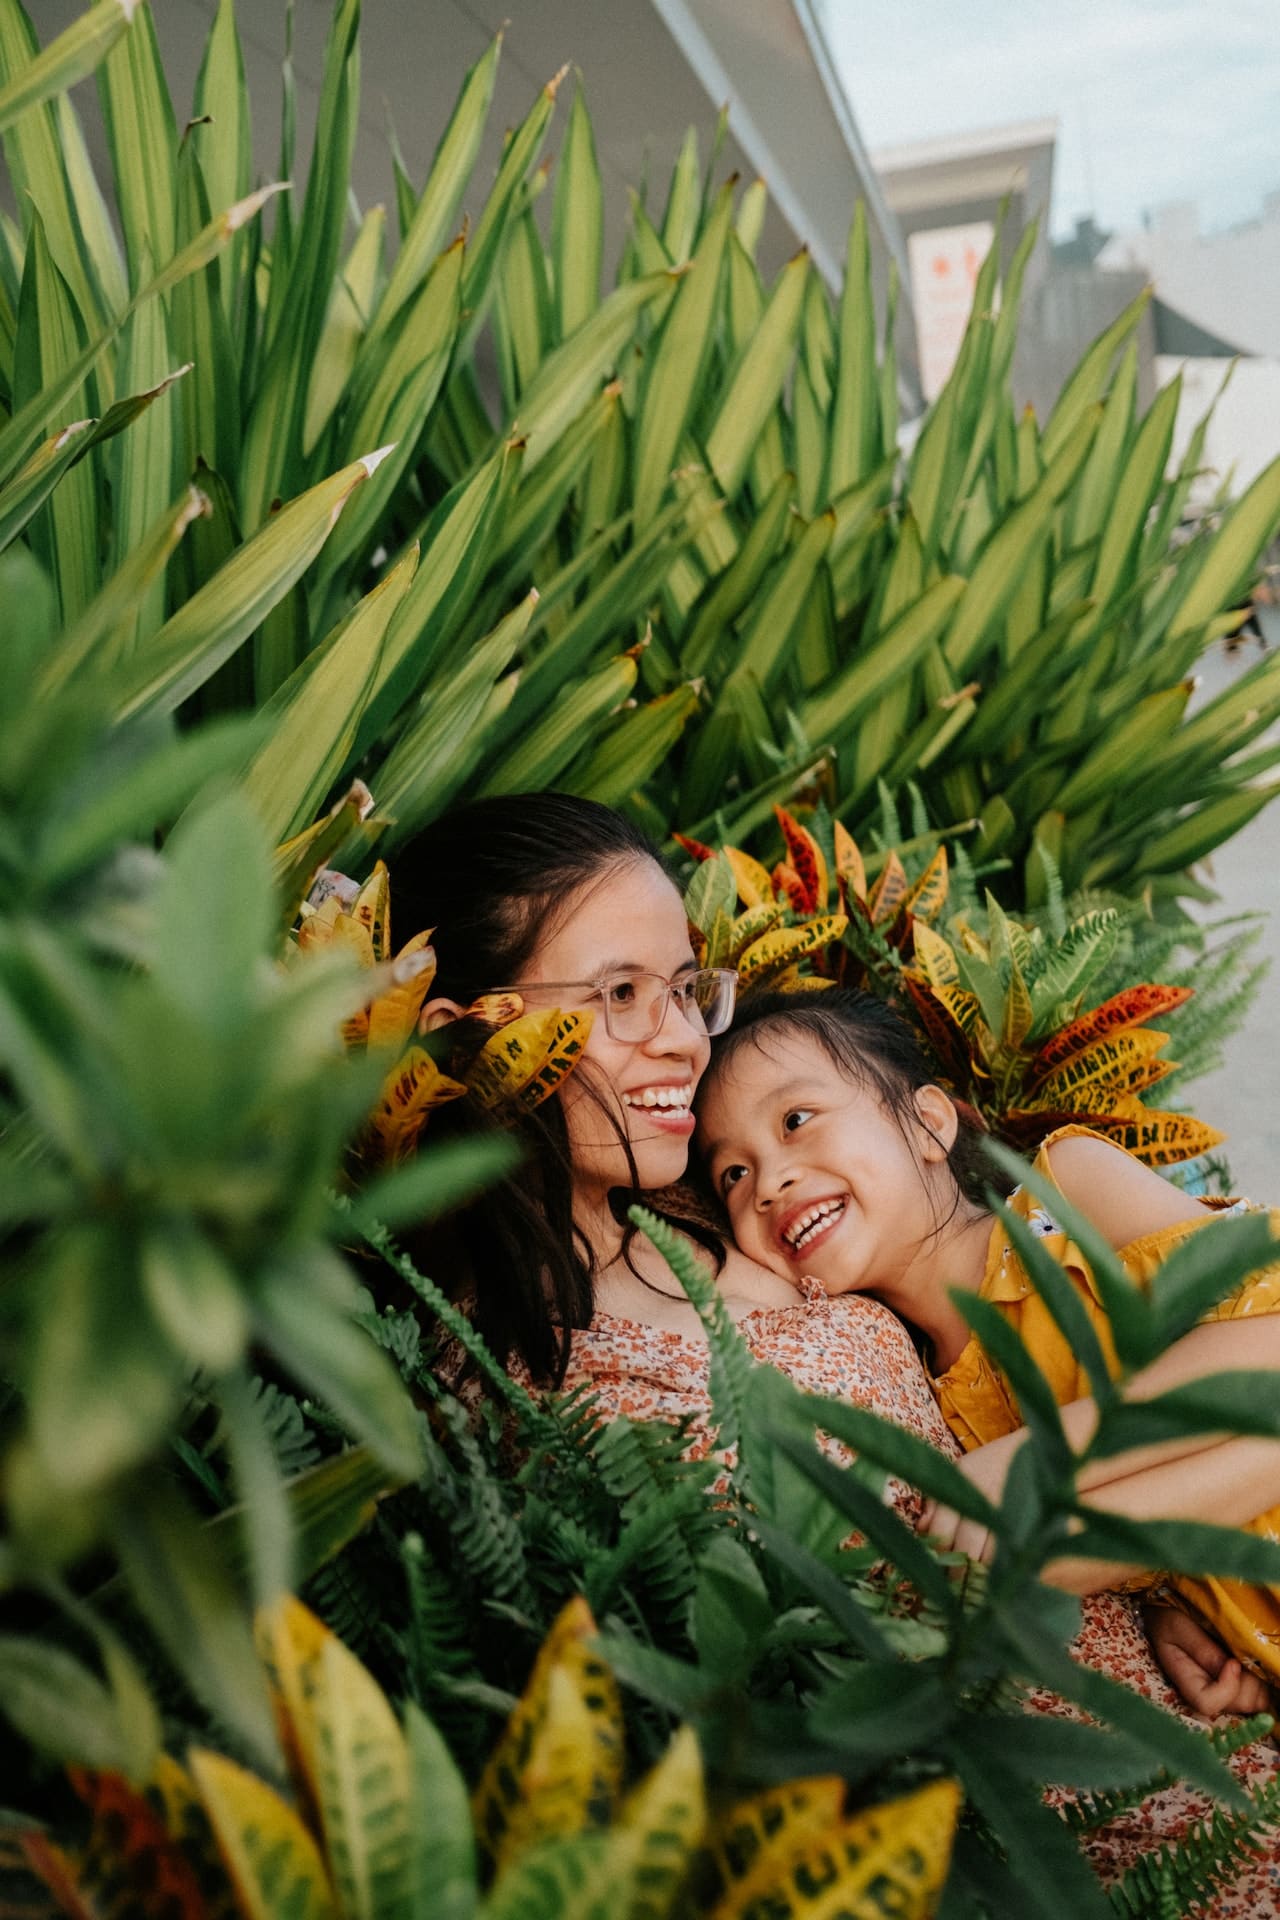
xmin=401 ymin=791 xmax=1280 ymax=1905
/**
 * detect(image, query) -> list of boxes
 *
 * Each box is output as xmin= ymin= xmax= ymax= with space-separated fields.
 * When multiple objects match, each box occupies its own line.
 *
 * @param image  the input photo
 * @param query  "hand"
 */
xmin=1144 ymin=1603 xmax=1274 ymax=1722
xmin=914 ymin=1432 xmax=1024 ymax=1563
xmin=915 ymin=1496 xmax=995 ymax=1565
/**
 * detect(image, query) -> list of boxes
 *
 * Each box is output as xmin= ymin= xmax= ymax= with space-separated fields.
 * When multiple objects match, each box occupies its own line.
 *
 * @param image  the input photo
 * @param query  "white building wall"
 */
xmin=1103 ymin=196 xmax=1280 ymax=360
xmin=1158 ymin=354 xmax=1280 ymax=504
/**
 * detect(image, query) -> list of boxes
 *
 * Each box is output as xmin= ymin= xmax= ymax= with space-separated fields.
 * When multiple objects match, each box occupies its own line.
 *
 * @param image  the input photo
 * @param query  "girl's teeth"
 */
xmin=785 ymin=1200 xmax=844 ymax=1250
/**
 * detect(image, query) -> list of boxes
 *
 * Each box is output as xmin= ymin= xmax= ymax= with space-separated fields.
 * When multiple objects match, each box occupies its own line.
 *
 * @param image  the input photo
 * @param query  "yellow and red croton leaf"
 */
xmin=1028 ymin=984 xmax=1194 ymax=1089
xmin=773 ymin=804 xmax=830 ymax=913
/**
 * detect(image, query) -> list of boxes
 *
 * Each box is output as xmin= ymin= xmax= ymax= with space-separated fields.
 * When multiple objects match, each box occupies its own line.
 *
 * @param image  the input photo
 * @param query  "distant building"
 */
xmin=1100 ymin=198 xmax=1280 ymax=501
xmin=873 ymin=120 xmax=1156 ymax=420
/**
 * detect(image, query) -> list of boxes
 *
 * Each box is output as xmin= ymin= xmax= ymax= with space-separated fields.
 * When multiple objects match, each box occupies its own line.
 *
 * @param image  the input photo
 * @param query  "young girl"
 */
xmin=695 ymin=986 xmax=1280 ymax=1714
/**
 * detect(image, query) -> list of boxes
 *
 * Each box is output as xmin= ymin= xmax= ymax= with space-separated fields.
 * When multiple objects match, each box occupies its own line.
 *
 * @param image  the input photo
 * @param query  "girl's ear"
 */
xmin=419 ymin=996 xmax=467 ymax=1034
xmin=913 ymin=1083 xmax=960 ymax=1160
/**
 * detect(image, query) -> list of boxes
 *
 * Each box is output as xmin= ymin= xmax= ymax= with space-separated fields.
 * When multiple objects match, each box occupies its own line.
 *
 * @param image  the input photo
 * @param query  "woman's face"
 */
xmin=517 ymin=855 xmax=711 ymax=1201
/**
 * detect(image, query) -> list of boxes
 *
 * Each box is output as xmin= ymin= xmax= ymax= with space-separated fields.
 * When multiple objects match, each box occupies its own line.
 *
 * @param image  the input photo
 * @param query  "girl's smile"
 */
xmin=697 ymin=1028 xmax=972 ymax=1307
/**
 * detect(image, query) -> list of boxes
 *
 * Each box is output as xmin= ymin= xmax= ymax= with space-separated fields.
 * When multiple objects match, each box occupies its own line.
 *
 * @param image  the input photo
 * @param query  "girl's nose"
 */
xmin=757 ymin=1164 xmax=796 ymax=1209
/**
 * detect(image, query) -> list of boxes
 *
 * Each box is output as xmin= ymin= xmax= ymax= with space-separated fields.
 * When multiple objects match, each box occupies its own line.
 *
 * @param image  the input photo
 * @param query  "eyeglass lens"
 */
xmin=606 ymin=971 xmax=735 ymax=1041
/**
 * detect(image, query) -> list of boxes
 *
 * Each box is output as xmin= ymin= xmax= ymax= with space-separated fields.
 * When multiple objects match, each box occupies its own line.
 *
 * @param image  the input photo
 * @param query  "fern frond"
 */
xmin=628 ymin=1206 xmax=757 ymax=1468
xmin=1105 ymin=1751 xmax=1280 ymax=1917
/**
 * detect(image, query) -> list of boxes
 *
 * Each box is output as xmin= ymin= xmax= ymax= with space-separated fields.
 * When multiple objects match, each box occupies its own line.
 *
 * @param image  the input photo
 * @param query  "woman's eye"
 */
xmin=783 ymin=1109 xmax=813 ymax=1133
xmin=607 ymin=979 xmax=638 ymax=1006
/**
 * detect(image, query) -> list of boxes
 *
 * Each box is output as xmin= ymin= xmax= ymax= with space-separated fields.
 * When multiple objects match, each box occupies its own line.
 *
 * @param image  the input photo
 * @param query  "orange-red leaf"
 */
xmin=771 ymin=861 xmax=809 ymax=915
xmin=67 ymin=1768 xmax=211 ymax=1919
xmin=673 ymin=831 xmax=715 ymax=863
xmin=1030 ymin=984 xmax=1194 ymax=1085
xmin=773 ymin=804 xmax=829 ymax=912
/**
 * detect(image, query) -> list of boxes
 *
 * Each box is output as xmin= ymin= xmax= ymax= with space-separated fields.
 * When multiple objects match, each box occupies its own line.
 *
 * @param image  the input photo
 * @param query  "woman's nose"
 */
xmin=644 ymin=987 xmax=703 ymax=1054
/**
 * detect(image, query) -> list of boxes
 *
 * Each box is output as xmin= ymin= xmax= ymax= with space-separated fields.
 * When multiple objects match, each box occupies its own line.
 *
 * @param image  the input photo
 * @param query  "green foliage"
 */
xmin=2 ymin=0 xmax=1278 ymax=915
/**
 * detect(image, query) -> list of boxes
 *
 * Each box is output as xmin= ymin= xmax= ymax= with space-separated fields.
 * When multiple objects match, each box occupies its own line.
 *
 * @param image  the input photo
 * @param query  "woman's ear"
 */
xmin=419 ymin=997 xmax=467 ymax=1034
xmin=913 ymin=1083 xmax=960 ymax=1160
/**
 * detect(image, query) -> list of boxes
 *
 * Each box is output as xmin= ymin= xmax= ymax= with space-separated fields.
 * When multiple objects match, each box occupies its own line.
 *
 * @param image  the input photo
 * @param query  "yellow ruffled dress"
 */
xmin=931 ymin=1125 xmax=1280 ymax=1682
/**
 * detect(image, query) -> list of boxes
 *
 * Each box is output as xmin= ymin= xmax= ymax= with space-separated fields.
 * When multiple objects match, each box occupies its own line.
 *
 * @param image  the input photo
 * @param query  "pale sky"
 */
xmin=818 ymin=0 xmax=1280 ymax=241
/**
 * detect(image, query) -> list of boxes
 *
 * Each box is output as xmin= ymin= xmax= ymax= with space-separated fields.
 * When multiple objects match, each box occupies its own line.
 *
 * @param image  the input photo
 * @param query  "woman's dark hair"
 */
xmin=701 ymin=987 xmax=1014 ymax=1225
xmin=394 ymin=792 xmax=722 ymax=1386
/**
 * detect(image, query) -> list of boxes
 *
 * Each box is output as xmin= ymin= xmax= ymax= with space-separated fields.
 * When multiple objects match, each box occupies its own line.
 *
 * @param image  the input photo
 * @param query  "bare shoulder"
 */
xmin=1045 ymin=1132 xmax=1212 ymax=1249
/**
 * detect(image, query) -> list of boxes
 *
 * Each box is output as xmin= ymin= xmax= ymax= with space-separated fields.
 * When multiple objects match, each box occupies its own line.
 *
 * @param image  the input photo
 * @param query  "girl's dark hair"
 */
xmin=702 ymin=987 xmax=1014 ymax=1224
xmin=394 ymin=792 xmax=721 ymax=1386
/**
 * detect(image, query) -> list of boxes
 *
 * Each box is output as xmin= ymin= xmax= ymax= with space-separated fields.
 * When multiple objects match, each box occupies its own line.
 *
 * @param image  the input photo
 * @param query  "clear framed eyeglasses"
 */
xmin=490 ymin=967 xmax=738 ymax=1043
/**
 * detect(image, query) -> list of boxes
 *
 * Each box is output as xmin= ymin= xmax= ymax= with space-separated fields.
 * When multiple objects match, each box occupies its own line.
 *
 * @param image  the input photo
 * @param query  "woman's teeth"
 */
xmin=784 ymin=1199 xmax=846 ymax=1251
xmin=623 ymin=1087 xmax=691 ymax=1112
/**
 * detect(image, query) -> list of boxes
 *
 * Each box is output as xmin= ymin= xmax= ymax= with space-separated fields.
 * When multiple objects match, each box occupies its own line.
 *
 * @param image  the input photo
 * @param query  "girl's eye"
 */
xmin=783 ymin=1109 xmax=813 ymax=1133
xmin=721 ymin=1164 xmax=747 ymax=1192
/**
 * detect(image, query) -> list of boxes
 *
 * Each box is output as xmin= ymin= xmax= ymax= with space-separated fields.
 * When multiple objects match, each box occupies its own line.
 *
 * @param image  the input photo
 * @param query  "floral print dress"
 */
xmin=520 ymin=1278 xmax=1280 ymax=1913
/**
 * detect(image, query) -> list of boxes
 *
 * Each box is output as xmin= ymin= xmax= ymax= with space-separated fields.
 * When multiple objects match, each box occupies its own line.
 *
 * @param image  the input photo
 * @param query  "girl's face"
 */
xmin=518 ymin=855 xmax=712 ymax=1202
xmin=696 ymin=1026 xmax=957 ymax=1296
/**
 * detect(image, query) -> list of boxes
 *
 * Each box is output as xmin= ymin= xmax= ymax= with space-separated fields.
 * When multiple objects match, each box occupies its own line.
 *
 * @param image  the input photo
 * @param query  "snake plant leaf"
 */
xmin=478 ymin=646 xmax=637 ymax=798
xmin=0 ymin=361 xmax=188 ymax=553
xmin=192 ymin=0 xmax=252 ymax=317
xmin=322 ymin=235 xmax=463 ymax=585
xmin=565 ymin=683 xmax=702 ymax=810
xmin=552 ymin=71 xmax=602 ymax=340
xmin=244 ymin=543 xmax=420 ymax=844
xmin=457 ymin=63 xmax=563 ymax=361
xmin=41 ymin=481 xmax=208 ymax=691
xmin=355 ymin=440 xmax=512 ymax=756
xmin=98 ymin=0 xmax=177 ymax=289
xmin=376 ymin=587 xmax=538 ymax=832
xmin=828 ymin=200 xmax=878 ymax=499
xmin=1041 ymin=282 xmax=1150 ymax=464
xmin=0 ymin=181 xmax=284 ymax=485
xmin=515 ymin=268 xmax=675 ymax=470
xmin=239 ymin=0 xmax=360 ymax=530
xmin=943 ymin=407 xmax=1101 ymax=676
xmin=1053 ymin=680 xmax=1193 ymax=817
xmin=633 ymin=180 xmax=735 ymax=526
xmin=1166 ymin=449 xmax=1280 ymax=645
xmin=705 ymin=247 xmax=808 ymax=501
xmin=804 ymin=575 xmax=964 ymax=748
xmin=0 ymin=0 xmax=135 ymax=137
xmin=12 ymin=208 xmax=98 ymax=624
xmin=52 ymin=88 xmax=127 ymax=318
xmin=108 ymin=257 xmax=176 ymax=644
xmin=370 ymin=32 xmax=499 ymax=354
xmin=682 ymin=468 xmax=794 ymax=676
xmin=108 ymin=449 xmax=386 ymax=720
xmin=1131 ymin=781 xmax=1280 ymax=876
xmin=0 ymin=0 xmax=112 ymax=333
xmin=303 ymin=202 xmax=386 ymax=458
xmin=731 ymin=507 xmax=835 ymax=695
xmin=1068 ymin=340 xmax=1136 ymax=552
xmin=1083 ymin=373 xmax=1182 ymax=632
